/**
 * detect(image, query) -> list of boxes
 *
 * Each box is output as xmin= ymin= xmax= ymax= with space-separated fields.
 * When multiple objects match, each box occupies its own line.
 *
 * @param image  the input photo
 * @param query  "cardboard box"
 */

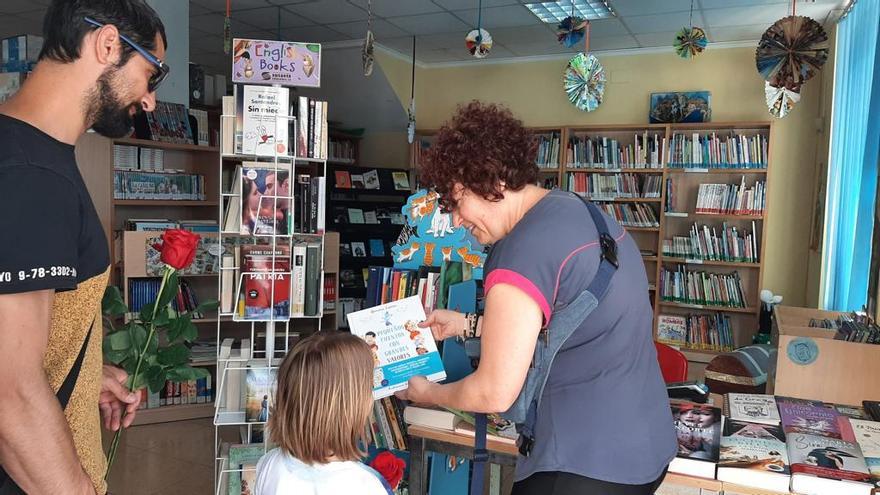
xmin=769 ymin=305 xmax=880 ymax=404
xmin=2 ymin=35 xmax=43 ymax=63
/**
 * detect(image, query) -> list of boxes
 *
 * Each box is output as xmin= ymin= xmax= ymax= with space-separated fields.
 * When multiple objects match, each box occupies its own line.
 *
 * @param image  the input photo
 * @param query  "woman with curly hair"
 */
xmin=397 ymin=102 xmax=676 ymax=494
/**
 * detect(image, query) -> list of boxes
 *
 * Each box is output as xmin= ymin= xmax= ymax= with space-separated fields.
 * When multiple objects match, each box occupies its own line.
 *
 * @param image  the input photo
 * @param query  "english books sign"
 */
xmin=232 ymin=38 xmax=321 ymax=88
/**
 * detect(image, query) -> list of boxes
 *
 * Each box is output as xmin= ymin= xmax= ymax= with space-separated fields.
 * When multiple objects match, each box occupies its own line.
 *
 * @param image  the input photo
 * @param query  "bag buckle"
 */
xmin=599 ymin=233 xmax=618 ymax=268
xmin=517 ymin=434 xmax=534 ymax=457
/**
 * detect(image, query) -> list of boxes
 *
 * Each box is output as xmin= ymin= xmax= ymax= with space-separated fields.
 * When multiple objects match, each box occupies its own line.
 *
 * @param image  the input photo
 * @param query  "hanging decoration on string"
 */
xmin=362 ymin=0 xmax=375 ymax=76
xmin=465 ymin=0 xmax=492 ymax=58
xmin=562 ymin=19 xmax=605 ymax=112
xmin=764 ymin=82 xmax=800 ymax=118
xmin=407 ymin=37 xmax=417 ymax=144
xmin=674 ymin=0 xmax=708 ymax=59
xmin=556 ymin=16 xmax=588 ymax=48
xmin=223 ymin=0 xmax=232 ymax=54
xmin=756 ymin=0 xmax=828 ymax=91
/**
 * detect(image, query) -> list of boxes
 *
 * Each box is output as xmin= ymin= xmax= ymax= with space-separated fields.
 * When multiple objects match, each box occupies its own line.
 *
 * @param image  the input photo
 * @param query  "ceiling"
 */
xmin=0 ymin=0 xmax=847 ymax=76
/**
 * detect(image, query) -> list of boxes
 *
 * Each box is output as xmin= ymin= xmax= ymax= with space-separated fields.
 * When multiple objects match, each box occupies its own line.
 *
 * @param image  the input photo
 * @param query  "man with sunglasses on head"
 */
xmin=0 ymin=1 xmax=167 ymax=493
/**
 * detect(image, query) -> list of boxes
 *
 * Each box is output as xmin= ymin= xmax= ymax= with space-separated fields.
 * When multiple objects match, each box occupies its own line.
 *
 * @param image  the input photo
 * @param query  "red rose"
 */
xmin=370 ymin=451 xmax=406 ymax=489
xmin=155 ymin=229 xmax=200 ymax=270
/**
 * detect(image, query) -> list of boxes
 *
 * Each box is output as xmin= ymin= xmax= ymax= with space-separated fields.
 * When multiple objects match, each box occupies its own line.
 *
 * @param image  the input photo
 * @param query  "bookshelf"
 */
xmin=410 ymin=121 xmax=772 ymax=369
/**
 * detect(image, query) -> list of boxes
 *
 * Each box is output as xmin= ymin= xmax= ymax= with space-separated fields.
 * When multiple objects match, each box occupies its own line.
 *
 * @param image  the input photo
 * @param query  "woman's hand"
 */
xmin=395 ymin=376 xmax=439 ymax=406
xmin=419 ymin=309 xmax=466 ymax=341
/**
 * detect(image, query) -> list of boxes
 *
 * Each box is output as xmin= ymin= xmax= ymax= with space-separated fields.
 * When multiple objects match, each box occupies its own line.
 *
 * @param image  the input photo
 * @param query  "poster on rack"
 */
xmin=232 ymin=38 xmax=321 ymax=87
xmin=347 ymin=296 xmax=446 ymax=399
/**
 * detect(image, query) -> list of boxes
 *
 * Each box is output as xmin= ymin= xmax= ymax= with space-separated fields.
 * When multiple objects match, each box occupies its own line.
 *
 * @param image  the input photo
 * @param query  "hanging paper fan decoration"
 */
xmin=362 ymin=30 xmax=375 ymax=77
xmin=765 ymin=81 xmax=800 ymax=118
xmin=564 ymin=53 xmax=606 ymax=112
xmin=674 ymin=26 xmax=708 ymax=59
xmin=465 ymin=29 xmax=493 ymax=58
xmin=557 ymin=16 xmax=588 ymax=48
xmin=756 ymin=15 xmax=828 ymax=89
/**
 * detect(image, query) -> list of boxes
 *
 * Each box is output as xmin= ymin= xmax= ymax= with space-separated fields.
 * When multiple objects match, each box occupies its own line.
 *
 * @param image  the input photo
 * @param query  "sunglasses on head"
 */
xmin=83 ymin=16 xmax=169 ymax=93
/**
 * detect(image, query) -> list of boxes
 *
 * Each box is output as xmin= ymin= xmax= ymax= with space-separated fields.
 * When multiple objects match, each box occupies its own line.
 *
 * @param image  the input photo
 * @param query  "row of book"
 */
xmin=328 ymin=138 xmax=356 ymax=162
xmin=114 ymin=144 xmax=166 ymax=171
xmin=669 ymin=393 xmax=880 ymax=495
xmin=219 ymin=242 xmax=323 ymax=320
xmin=662 ymin=222 xmax=760 ymax=262
xmin=667 ymin=132 xmax=768 ymax=168
xmin=223 ymin=87 xmax=328 ymax=159
xmin=125 ymin=218 xmax=219 ymax=233
xmin=659 ymin=266 xmax=747 ymax=308
xmin=221 ymin=163 xmax=326 ymax=236
xmin=188 ymin=107 xmax=211 ymax=147
xmin=565 ymin=132 xmax=666 ymax=169
xmin=656 ymin=313 xmax=735 ymax=351
xmin=135 ymin=100 xmax=195 ymax=146
xmin=323 ymin=273 xmax=337 ymax=311
xmin=127 ymin=278 xmax=206 ymax=318
xmin=810 ymin=313 xmax=880 ymax=345
xmin=332 ymin=207 xmax=406 ymax=226
xmin=695 ymin=179 xmax=766 ymax=215
xmin=342 ymin=239 xmax=390 ymax=259
xmin=367 ymin=397 xmax=409 ymax=451
xmin=566 ymin=172 xmax=662 ymax=198
xmin=593 ymin=201 xmax=660 ymax=228
xmin=535 ymin=131 xmax=562 ymax=168
xmin=137 ymin=375 xmax=214 ymax=410
xmin=113 ymin=170 xmax=207 ymax=201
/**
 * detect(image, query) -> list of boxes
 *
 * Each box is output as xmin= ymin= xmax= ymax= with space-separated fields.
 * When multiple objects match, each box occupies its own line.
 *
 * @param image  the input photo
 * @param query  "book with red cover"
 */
xmin=241 ymin=245 xmax=291 ymax=320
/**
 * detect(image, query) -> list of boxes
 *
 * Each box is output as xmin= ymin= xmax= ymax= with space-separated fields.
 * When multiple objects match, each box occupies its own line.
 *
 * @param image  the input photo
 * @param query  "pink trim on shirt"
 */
xmin=485 ymin=269 xmax=552 ymax=326
xmin=550 ymin=230 xmax=628 ymax=311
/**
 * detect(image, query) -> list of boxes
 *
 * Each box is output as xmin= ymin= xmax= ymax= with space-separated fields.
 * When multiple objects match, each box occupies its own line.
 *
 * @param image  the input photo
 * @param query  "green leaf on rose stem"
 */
xmin=129 ymin=324 xmax=148 ymax=353
xmin=194 ymin=300 xmax=220 ymax=314
xmin=157 ymin=343 xmax=190 ymax=367
xmin=139 ymin=302 xmax=156 ymax=324
xmin=156 ymin=271 xmax=180 ymax=310
xmin=166 ymin=315 xmax=187 ymax=342
xmin=146 ymin=365 xmax=166 ymax=393
xmin=101 ymin=286 xmax=128 ymax=316
xmin=166 ymin=365 xmax=209 ymax=382
xmin=146 ymin=329 xmax=159 ymax=355
xmin=152 ymin=308 xmax=171 ymax=327
xmin=105 ymin=349 xmax=128 ymax=365
xmin=106 ymin=331 xmax=131 ymax=351
xmin=181 ymin=320 xmax=198 ymax=343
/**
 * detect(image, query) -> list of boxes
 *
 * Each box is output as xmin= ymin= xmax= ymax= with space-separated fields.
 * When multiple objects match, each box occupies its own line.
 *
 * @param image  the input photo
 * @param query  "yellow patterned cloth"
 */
xmin=43 ymin=268 xmax=110 ymax=494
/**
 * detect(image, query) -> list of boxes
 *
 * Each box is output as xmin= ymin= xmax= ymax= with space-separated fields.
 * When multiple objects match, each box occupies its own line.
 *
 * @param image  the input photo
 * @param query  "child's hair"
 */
xmin=269 ymin=331 xmax=374 ymax=464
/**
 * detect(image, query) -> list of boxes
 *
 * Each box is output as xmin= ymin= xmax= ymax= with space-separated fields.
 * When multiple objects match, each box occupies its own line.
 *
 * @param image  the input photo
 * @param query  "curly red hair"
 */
xmin=420 ymin=101 xmax=538 ymax=209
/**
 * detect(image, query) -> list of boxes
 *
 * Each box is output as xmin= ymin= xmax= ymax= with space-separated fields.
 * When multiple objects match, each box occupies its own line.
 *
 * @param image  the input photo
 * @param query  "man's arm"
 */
xmin=0 ymin=290 xmax=95 ymax=494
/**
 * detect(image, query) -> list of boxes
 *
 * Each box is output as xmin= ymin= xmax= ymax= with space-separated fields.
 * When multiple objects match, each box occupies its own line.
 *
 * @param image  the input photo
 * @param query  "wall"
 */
xmin=377 ymin=45 xmax=833 ymax=308
xmin=146 ymin=0 xmax=188 ymax=106
xmin=359 ymin=130 xmax=410 ymax=169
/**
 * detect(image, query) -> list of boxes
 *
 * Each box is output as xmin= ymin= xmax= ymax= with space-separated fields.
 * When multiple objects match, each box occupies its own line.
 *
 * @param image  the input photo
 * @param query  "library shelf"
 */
xmin=659 ymin=301 xmax=756 ymax=314
xmin=131 ymin=402 xmax=214 ymax=426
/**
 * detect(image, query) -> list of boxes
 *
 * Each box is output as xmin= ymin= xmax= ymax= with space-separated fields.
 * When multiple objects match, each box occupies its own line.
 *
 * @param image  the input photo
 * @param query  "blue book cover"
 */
xmin=347 ymin=296 xmax=446 ymax=399
xmin=369 ymin=238 xmax=385 ymax=257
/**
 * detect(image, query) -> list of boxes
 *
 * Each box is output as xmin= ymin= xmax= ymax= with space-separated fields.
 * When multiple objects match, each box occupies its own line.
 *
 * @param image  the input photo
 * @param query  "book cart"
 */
xmin=212 ymin=86 xmax=328 ymax=494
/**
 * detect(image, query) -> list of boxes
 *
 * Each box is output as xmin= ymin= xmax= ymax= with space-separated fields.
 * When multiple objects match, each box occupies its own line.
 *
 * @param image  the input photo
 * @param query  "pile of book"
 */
xmin=566 ymin=132 xmax=665 ymax=169
xmin=402 ymin=406 xmax=518 ymax=445
xmin=593 ymin=202 xmax=660 ymax=228
xmin=662 ymin=222 xmax=759 ymax=263
xmin=667 ymin=132 xmax=768 ymax=169
xmin=113 ymin=170 xmax=206 ymax=201
xmin=810 ymin=313 xmax=880 ymax=345
xmin=657 ymin=313 xmax=734 ymax=351
xmin=695 ymin=179 xmax=766 ymax=215
xmin=668 ymin=394 xmax=880 ymax=495
xmin=566 ymin=172 xmax=662 ymax=199
xmin=660 ymin=266 xmax=747 ymax=308
xmin=368 ymin=397 xmax=410 ymax=451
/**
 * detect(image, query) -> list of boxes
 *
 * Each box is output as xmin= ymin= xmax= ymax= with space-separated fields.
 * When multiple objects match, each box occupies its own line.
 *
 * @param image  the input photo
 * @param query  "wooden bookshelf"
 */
xmin=131 ymin=402 xmax=215 ymax=426
xmin=115 ymin=137 xmax=220 ymax=153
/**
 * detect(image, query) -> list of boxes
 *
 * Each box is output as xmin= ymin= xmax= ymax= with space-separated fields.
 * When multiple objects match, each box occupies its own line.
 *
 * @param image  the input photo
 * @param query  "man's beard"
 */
xmin=87 ymin=67 xmax=139 ymax=138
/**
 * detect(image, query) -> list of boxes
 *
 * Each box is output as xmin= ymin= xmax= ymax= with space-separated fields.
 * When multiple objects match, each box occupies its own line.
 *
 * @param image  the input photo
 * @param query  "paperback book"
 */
xmin=241 ymin=245 xmax=291 ymax=320
xmin=240 ymin=162 xmax=293 ymax=236
xmin=725 ymin=393 xmax=781 ymax=425
xmin=346 ymin=296 xmax=446 ymax=399
xmin=779 ymin=397 xmax=842 ymax=439
xmin=717 ymin=420 xmax=790 ymax=492
xmin=245 ymin=366 xmax=277 ymax=423
xmin=670 ymin=402 xmax=723 ymax=479
xmin=241 ymin=85 xmax=289 ymax=156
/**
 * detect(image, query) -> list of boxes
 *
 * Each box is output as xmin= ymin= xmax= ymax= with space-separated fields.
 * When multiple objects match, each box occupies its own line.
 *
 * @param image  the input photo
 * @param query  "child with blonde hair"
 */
xmin=255 ymin=331 xmax=392 ymax=494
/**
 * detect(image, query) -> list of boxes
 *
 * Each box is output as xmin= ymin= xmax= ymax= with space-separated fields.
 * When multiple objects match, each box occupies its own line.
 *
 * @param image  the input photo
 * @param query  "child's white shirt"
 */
xmin=254 ymin=448 xmax=392 ymax=495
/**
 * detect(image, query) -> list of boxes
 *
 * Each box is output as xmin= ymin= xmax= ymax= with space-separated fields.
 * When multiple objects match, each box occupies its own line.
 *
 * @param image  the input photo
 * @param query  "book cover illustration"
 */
xmin=727 ymin=394 xmax=781 ymax=425
xmin=779 ymin=398 xmax=842 ymax=439
xmin=245 ymin=367 xmax=277 ymax=423
xmin=657 ymin=315 xmax=687 ymax=344
xmin=672 ymin=402 xmax=723 ymax=462
xmin=241 ymin=85 xmax=289 ymax=156
xmin=240 ymin=163 xmax=292 ymax=236
xmin=334 ymin=170 xmax=351 ymax=189
xmin=363 ymin=169 xmax=380 ymax=189
xmin=392 ymin=171 xmax=411 ymax=191
xmin=849 ymin=419 xmax=880 ymax=479
xmin=787 ymin=433 xmax=871 ymax=482
xmin=347 ymin=296 xmax=446 ymax=399
xmin=232 ymin=38 xmax=321 ymax=88
xmin=226 ymin=443 xmax=265 ymax=495
xmin=241 ymin=245 xmax=291 ymax=320
xmin=719 ymin=420 xmax=788 ymax=473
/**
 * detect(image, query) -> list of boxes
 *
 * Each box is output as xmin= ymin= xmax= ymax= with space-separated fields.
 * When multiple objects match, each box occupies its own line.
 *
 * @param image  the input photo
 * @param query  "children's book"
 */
xmin=347 ymin=295 xmax=446 ymax=399
xmin=657 ymin=315 xmax=687 ymax=344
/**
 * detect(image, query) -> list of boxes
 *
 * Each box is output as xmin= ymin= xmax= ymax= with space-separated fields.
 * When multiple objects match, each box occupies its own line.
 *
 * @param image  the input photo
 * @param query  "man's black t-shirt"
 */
xmin=0 ymin=114 xmax=111 ymax=493
xmin=0 ymin=114 xmax=109 ymax=292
